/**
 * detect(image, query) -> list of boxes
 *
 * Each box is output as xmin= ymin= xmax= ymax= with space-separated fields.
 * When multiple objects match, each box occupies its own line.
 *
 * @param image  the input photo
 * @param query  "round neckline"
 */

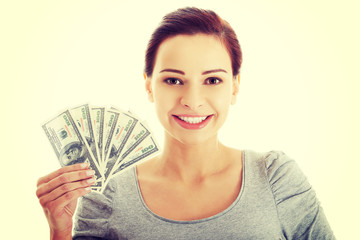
xmin=133 ymin=150 xmax=246 ymax=224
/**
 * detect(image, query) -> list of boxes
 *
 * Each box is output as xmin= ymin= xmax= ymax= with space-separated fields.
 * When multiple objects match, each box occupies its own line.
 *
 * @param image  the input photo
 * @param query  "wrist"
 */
xmin=50 ymin=227 xmax=73 ymax=240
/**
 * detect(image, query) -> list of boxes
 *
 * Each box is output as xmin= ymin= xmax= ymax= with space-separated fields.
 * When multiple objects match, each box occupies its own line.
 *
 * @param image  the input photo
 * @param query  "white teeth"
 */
xmin=177 ymin=116 xmax=207 ymax=124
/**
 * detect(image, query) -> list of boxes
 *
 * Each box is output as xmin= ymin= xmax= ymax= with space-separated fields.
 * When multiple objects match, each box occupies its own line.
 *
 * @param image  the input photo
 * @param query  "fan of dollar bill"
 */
xmin=42 ymin=103 xmax=160 ymax=193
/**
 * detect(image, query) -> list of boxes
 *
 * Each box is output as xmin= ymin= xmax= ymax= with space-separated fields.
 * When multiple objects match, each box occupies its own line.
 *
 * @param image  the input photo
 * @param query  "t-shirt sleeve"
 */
xmin=265 ymin=151 xmax=336 ymax=240
xmin=72 ymin=179 xmax=117 ymax=240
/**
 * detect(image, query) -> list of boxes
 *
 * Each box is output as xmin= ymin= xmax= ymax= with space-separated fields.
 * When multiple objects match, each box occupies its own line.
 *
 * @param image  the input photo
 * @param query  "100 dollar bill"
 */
xmin=42 ymin=110 xmax=103 ymax=189
xmin=43 ymin=104 xmax=160 ymax=193
xmin=90 ymin=106 xmax=104 ymax=165
xmin=102 ymin=110 xmax=139 ymax=180
xmin=70 ymin=104 xmax=100 ymax=169
xmin=102 ymin=135 xmax=160 ymax=192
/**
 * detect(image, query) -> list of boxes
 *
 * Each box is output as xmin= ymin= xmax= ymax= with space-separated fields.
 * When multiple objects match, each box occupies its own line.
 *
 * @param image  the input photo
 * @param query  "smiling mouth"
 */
xmin=173 ymin=115 xmax=212 ymax=124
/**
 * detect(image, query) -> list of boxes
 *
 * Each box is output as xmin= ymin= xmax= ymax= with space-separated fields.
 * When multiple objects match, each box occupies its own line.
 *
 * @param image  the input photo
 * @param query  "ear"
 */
xmin=144 ymin=73 xmax=154 ymax=103
xmin=231 ymin=74 xmax=240 ymax=105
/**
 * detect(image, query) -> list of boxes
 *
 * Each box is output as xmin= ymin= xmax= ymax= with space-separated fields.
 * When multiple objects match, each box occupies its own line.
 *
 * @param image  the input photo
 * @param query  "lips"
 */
xmin=172 ymin=114 xmax=213 ymax=130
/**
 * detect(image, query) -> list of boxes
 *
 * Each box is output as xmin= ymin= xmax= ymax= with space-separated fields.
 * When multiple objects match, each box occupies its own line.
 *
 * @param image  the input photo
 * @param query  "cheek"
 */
xmin=153 ymin=85 xmax=177 ymax=115
xmin=214 ymin=99 xmax=231 ymax=119
xmin=211 ymin=86 xmax=233 ymax=108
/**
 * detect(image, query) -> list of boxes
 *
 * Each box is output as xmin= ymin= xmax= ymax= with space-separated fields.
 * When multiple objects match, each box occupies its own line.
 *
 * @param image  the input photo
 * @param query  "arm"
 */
xmin=265 ymin=151 xmax=336 ymax=240
xmin=36 ymin=163 xmax=95 ymax=240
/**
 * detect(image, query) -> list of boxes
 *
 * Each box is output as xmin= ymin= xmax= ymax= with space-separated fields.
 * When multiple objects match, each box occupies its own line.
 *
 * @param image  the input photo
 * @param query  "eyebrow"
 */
xmin=160 ymin=69 xmax=185 ymax=75
xmin=159 ymin=68 xmax=227 ymax=75
xmin=202 ymin=69 xmax=227 ymax=75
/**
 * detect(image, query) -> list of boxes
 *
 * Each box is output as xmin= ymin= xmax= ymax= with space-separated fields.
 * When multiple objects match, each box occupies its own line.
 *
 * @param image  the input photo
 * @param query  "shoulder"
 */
xmin=244 ymin=150 xmax=299 ymax=177
xmin=247 ymin=151 xmax=336 ymax=239
xmin=263 ymin=150 xmax=300 ymax=183
xmin=75 ymin=178 xmax=117 ymax=221
xmin=263 ymin=150 xmax=295 ymax=172
xmin=75 ymin=167 xmax=136 ymax=220
xmin=73 ymin=188 xmax=115 ymax=238
xmin=244 ymin=150 xmax=293 ymax=168
xmin=262 ymin=151 xmax=310 ymax=197
xmin=73 ymin=167 xmax=137 ymax=238
xmin=244 ymin=150 xmax=310 ymax=200
xmin=104 ymin=166 xmax=135 ymax=189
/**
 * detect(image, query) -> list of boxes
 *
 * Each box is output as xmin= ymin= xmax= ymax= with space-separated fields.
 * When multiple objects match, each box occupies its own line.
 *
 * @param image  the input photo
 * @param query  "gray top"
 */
xmin=73 ymin=150 xmax=335 ymax=239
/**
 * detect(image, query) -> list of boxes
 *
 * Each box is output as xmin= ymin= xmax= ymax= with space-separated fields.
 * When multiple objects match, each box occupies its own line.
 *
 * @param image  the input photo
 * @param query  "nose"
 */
xmin=180 ymin=85 xmax=204 ymax=110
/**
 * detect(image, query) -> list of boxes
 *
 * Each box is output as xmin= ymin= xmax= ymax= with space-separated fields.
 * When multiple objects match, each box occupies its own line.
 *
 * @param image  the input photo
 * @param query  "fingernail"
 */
xmin=81 ymin=162 xmax=89 ymax=168
xmin=86 ymin=170 xmax=95 ymax=176
xmin=85 ymin=187 xmax=91 ymax=192
xmin=87 ymin=178 xmax=95 ymax=184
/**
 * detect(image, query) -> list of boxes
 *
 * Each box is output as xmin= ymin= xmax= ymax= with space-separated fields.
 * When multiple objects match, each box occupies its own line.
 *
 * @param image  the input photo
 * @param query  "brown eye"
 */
xmin=164 ymin=78 xmax=183 ymax=85
xmin=204 ymin=77 xmax=222 ymax=85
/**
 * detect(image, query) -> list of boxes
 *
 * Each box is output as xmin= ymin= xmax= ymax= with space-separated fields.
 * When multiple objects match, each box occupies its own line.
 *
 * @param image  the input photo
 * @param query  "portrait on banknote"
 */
xmin=59 ymin=141 xmax=89 ymax=166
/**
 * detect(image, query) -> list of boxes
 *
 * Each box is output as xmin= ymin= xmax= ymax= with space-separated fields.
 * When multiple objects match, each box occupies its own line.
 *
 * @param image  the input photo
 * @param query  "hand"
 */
xmin=36 ymin=163 xmax=95 ymax=239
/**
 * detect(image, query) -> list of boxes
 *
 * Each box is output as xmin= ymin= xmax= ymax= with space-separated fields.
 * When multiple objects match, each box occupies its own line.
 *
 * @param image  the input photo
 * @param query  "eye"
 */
xmin=204 ymin=77 xmax=222 ymax=85
xmin=164 ymin=78 xmax=183 ymax=85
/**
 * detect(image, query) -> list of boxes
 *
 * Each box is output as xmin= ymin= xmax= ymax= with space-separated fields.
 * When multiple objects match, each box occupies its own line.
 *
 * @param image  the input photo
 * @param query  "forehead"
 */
xmin=153 ymin=34 xmax=232 ymax=73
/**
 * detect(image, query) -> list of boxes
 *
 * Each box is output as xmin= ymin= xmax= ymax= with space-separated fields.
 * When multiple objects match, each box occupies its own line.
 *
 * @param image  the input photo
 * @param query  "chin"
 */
xmin=160 ymin=114 xmax=224 ymax=145
xmin=166 ymin=129 xmax=218 ymax=146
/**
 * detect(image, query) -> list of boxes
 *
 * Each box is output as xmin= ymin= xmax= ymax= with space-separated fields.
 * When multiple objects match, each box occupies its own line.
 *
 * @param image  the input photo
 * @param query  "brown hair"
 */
xmin=144 ymin=7 xmax=242 ymax=78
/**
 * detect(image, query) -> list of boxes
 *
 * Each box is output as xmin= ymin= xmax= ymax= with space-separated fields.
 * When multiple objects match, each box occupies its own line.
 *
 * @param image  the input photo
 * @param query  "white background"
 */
xmin=1 ymin=0 xmax=359 ymax=239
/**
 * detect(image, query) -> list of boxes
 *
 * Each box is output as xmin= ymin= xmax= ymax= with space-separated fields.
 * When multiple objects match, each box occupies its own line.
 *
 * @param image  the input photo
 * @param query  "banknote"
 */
xmin=90 ymin=106 xmax=104 ymax=164
xmin=102 ymin=109 xmax=119 ymax=169
xmin=102 ymin=110 xmax=139 ymax=179
xmin=42 ymin=110 xmax=103 ymax=189
xmin=70 ymin=104 xmax=100 ymax=169
xmin=106 ymin=135 xmax=160 ymax=190
xmin=117 ymin=121 xmax=151 ymax=160
xmin=100 ymin=135 xmax=160 ymax=192
xmin=43 ymin=104 xmax=160 ymax=193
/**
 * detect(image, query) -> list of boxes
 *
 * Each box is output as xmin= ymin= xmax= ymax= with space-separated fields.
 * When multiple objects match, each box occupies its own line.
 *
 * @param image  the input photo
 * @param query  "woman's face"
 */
xmin=145 ymin=34 xmax=239 ymax=145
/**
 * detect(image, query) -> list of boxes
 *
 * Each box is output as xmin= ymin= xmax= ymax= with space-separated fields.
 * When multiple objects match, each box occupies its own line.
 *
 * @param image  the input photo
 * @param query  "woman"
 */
xmin=36 ymin=7 xmax=335 ymax=239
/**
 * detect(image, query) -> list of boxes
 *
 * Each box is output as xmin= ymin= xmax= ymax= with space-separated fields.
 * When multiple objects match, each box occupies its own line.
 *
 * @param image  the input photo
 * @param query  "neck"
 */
xmin=157 ymin=132 xmax=229 ymax=183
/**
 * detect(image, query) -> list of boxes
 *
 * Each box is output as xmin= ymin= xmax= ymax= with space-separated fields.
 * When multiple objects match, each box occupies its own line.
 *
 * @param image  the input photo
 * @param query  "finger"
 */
xmin=37 ymin=162 xmax=89 ymax=187
xmin=38 ymin=177 xmax=95 ymax=207
xmin=36 ymin=168 xmax=94 ymax=198
xmin=36 ymin=168 xmax=95 ymax=198
xmin=47 ymin=187 xmax=91 ymax=216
